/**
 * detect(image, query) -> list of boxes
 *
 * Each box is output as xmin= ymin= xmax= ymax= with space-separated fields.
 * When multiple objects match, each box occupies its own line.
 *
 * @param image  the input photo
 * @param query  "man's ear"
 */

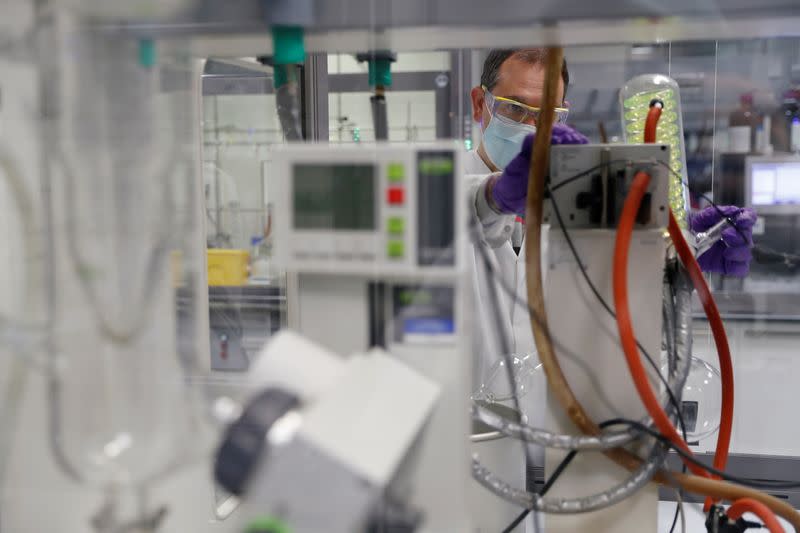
xmin=470 ymin=86 xmax=485 ymax=123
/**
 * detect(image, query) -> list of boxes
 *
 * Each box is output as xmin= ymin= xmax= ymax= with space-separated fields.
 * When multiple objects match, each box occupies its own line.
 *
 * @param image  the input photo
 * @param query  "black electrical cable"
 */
xmin=473 ymin=227 xmax=645 ymax=415
xmin=602 ymin=418 xmax=800 ymax=490
xmin=475 ymin=221 xmax=684 ymax=426
xmin=546 ymin=184 xmax=689 ymax=439
xmin=476 ymin=174 xmax=690 ymax=445
xmin=499 ymin=417 xmax=669 ymax=533
xmin=474 ymin=165 xmax=689 ymax=533
xmin=499 ymin=451 xmax=579 ymax=533
xmin=479 ymin=241 xmax=528 ymax=447
xmin=474 ymin=213 xmax=541 ymax=533
xmin=501 ymin=509 xmax=530 ymax=533
xmin=545 ymin=156 xmax=799 ymax=521
xmin=482 ymin=160 xmax=687 ymax=533
xmin=670 ymin=491 xmax=686 ymax=533
xmin=548 ymin=178 xmax=691 ymax=533
xmin=474 ymin=158 xmax=761 ymax=532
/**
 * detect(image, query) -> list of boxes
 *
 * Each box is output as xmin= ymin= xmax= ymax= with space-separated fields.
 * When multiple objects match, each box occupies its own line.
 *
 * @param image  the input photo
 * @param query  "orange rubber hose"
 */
xmin=728 ymin=498 xmax=786 ymax=533
xmin=520 ymin=50 xmax=800 ymax=530
xmin=668 ymin=211 xmax=736 ymax=489
xmin=612 ymin=171 xmax=709 ymax=478
xmin=644 ymin=105 xmax=662 ymax=143
xmin=645 ymin=103 xmax=735 ymax=505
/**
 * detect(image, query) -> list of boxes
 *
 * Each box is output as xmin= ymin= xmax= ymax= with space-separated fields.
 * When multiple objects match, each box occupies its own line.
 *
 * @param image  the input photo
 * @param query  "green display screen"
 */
xmin=292 ymin=164 xmax=376 ymax=230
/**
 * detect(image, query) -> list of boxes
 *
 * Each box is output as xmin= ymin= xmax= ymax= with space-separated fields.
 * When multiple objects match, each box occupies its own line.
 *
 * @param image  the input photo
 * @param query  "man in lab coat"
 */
xmin=464 ymin=48 xmax=756 ymax=530
xmin=466 ymin=48 xmax=577 ymax=363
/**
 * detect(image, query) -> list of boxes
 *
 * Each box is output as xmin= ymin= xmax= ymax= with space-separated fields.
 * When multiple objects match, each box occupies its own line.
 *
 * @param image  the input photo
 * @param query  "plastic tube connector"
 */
xmin=271 ymin=26 xmax=306 ymax=66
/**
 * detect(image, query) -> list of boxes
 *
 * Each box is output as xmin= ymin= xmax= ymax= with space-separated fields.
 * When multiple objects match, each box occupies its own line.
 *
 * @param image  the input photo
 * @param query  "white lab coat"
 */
xmin=465 ymin=150 xmax=549 ymax=532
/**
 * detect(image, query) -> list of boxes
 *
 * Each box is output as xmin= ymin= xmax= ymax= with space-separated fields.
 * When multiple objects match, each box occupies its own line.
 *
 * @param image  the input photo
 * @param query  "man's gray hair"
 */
xmin=480 ymin=48 xmax=569 ymax=101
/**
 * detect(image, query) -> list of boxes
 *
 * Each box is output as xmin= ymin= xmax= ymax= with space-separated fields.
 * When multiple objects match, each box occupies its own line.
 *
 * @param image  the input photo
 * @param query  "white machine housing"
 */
xmin=268 ymin=142 xmax=473 ymax=533
xmin=271 ymin=142 xmax=464 ymax=280
xmin=543 ymin=144 xmax=671 ymax=533
xmin=227 ymin=331 xmax=441 ymax=533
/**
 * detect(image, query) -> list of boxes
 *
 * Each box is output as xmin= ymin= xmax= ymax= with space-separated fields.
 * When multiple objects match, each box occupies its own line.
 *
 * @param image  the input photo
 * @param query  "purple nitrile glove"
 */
xmin=490 ymin=123 xmax=589 ymax=215
xmin=689 ymin=205 xmax=757 ymax=277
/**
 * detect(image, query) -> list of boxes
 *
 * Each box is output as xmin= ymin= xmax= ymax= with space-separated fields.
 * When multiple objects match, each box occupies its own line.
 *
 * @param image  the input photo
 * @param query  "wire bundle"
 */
xmin=470 ymin=47 xmax=799 ymax=533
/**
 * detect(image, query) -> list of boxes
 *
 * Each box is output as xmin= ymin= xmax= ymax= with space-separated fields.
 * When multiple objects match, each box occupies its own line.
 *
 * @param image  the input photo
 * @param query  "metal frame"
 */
xmin=328 ymin=71 xmax=443 ymax=93
xmin=448 ymin=49 xmax=473 ymax=142
xmin=529 ymin=454 xmax=800 ymax=508
xmin=201 ymin=53 xmax=473 ymax=141
xmin=202 ymin=58 xmax=275 ymax=96
xmin=187 ymin=17 xmax=800 ymax=59
xmin=303 ymin=52 xmax=329 ymax=141
xmin=327 ymin=69 xmax=469 ymax=141
xmin=118 ymin=0 xmax=800 ymax=38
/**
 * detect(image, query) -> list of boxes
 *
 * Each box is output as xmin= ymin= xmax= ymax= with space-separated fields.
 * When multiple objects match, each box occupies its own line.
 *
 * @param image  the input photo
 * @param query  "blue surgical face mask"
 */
xmin=481 ymin=111 xmax=536 ymax=170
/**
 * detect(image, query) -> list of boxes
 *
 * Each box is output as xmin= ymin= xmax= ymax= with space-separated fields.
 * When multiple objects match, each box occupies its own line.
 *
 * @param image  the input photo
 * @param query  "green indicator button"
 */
xmin=387 ymin=217 xmax=405 ymax=234
xmin=419 ymin=157 xmax=454 ymax=175
xmin=246 ymin=516 xmax=291 ymax=533
xmin=387 ymin=162 xmax=405 ymax=181
xmin=387 ymin=240 xmax=405 ymax=258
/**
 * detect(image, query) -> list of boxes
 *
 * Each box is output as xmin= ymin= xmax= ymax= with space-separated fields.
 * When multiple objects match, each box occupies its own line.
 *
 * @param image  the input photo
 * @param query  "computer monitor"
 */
xmin=746 ymin=156 xmax=800 ymax=215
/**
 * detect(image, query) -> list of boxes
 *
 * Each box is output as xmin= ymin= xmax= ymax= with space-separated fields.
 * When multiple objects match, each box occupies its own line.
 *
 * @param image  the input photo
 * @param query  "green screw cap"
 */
xmin=138 ymin=39 xmax=156 ymax=68
xmin=271 ymin=26 xmax=305 ymax=66
xmin=368 ymin=58 xmax=392 ymax=87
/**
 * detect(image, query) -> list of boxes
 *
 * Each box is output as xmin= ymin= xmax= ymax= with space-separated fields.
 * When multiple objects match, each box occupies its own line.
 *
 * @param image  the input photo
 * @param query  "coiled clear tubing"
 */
xmin=620 ymin=74 xmax=691 ymax=228
xmin=46 ymin=17 xmax=208 ymax=492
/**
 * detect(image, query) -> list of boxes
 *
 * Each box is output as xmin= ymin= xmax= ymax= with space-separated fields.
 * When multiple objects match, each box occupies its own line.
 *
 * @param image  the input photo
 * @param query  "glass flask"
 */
xmin=662 ymin=356 xmax=722 ymax=442
xmin=620 ymin=74 xmax=690 ymax=227
xmin=473 ymin=353 xmax=541 ymax=405
xmin=43 ymin=14 xmax=210 ymax=499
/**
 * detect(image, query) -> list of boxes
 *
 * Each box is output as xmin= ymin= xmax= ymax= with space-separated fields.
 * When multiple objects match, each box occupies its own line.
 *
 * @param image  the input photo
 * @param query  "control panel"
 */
xmin=544 ymin=144 xmax=671 ymax=230
xmin=270 ymin=143 xmax=465 ymax=278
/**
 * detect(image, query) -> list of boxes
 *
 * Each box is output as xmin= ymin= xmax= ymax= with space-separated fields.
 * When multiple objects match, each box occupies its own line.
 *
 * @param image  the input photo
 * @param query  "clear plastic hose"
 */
xmin=472 ymin=267 xmax=694 ymax=451
xmin=472 ymin=439 xmax=666 ymax=514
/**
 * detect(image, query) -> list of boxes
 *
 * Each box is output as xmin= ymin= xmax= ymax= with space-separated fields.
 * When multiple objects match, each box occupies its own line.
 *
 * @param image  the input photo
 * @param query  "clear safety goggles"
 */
xmin=483 ymin=86 xmax=569 ymax=126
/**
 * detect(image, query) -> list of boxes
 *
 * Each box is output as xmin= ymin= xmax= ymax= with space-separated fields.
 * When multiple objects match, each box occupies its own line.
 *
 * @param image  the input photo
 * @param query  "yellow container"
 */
xmin=207 ymin=249 xmax=250 ymax=286
xmin=170 ymin=250 xmax=184 ymax=288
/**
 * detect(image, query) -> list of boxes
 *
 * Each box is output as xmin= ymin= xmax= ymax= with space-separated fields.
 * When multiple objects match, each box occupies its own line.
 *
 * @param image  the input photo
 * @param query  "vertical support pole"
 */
xmin=303 ymin=53 xmax=329 ymax=141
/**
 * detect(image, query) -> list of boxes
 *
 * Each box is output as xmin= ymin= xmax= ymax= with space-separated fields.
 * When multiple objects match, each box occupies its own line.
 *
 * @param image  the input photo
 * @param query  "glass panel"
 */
xmin=4 ymin=6 xmax=800 ymax=530
xmin=201 ymin=60 xmax=287 ymax=376
xmin=560 ymin=39 xmax=800 ymax=461
xmin=328 ymin=52 xmax=449 ymax=143
xmin=329 ymin=90 xmax=438 ymax=142
xmin=200 ymin=58 xmax=293 ymax=521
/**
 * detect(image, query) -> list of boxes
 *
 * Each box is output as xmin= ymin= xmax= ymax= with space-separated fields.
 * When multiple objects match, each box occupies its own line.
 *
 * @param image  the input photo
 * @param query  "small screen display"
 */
xmin=293 ymin=164 xmax=376 ymax=230
xmin=751 ymin=161 xmax=800 ymax=206
xmin=417 ymin=151 xmax=455 ymax=266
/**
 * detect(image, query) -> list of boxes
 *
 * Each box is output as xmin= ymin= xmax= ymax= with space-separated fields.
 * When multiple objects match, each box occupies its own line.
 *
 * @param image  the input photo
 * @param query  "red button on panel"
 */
xmin=387 ymin=187 xmax=405 ymax=205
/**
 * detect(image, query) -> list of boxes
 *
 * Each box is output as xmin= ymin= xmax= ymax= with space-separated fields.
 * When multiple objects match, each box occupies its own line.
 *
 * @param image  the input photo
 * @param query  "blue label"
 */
xmin=403 ymin=318 xmax=454 ymax=335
